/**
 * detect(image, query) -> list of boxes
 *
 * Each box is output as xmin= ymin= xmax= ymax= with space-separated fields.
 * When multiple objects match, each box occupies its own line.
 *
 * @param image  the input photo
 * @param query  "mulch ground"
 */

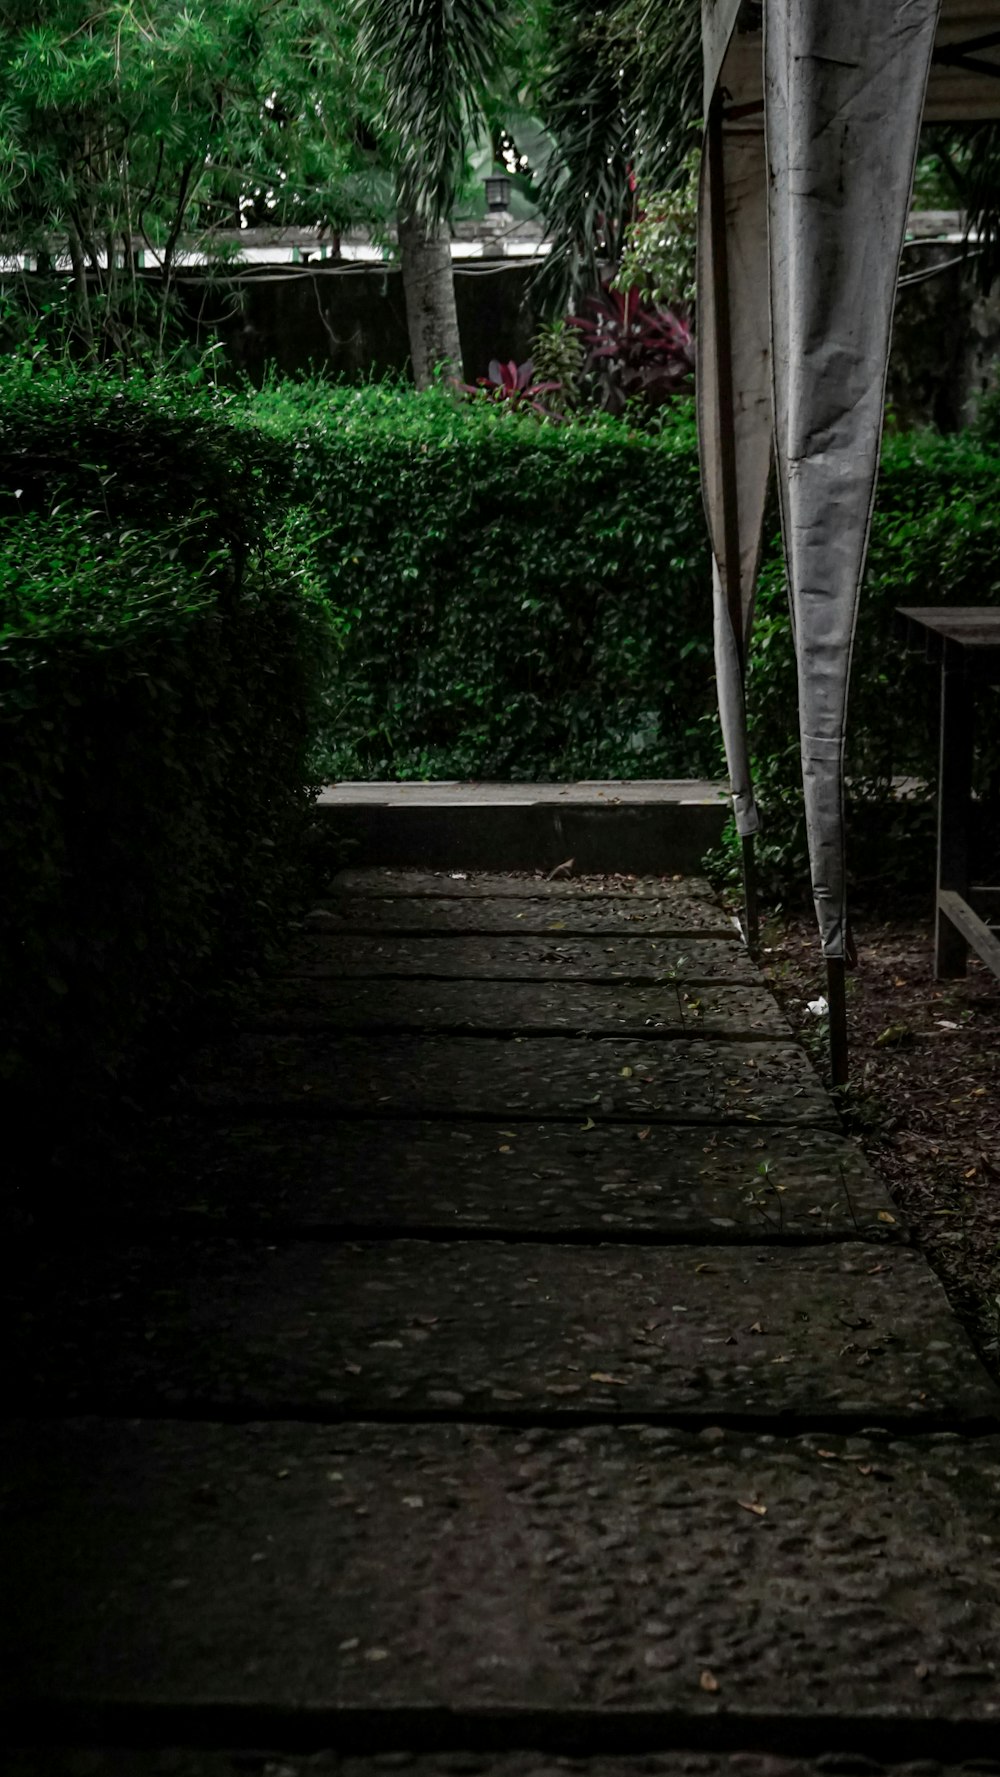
xmin=758 ymin=906 xmax=1000 ymax=1375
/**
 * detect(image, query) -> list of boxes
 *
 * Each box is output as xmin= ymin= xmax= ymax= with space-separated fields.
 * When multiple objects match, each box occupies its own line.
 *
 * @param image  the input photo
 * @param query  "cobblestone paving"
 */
xmin=5 ymin=869 xmax=1000 ymax=1773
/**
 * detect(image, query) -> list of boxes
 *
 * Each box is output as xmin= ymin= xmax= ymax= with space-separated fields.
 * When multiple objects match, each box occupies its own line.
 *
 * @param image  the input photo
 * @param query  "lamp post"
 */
xmin=484 ymin=171 xmax=512 ymax=214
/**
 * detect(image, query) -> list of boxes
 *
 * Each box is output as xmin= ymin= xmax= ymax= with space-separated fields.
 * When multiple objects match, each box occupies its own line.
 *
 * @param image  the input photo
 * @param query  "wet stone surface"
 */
xmin=8 ymin=1757 xmax=1000 ymax=1777
xmin=6 ymin=1242 xmax=995 ymax=1422
xmin=331 ymin=868 xmax=719 ymax=900
xmin=247 ymin=980 xmax=787 ymax=1040
xmin=186 ymin=1036 xmax=832 ymax=1127
xmin=3 ymin=1419 xmax=1000 ymax=1720
xmin=78 ymin=1119 xmax=886 ymax=1239
xmin=307 ymin=896 xmax=732 ymax=938
xmin=287 ymin=936 xmax=759 ymax=986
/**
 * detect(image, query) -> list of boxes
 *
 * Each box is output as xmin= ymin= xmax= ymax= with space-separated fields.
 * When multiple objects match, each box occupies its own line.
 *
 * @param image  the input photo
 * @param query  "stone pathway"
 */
xmin=4 ymin=870 xmax=1000 ymax=1777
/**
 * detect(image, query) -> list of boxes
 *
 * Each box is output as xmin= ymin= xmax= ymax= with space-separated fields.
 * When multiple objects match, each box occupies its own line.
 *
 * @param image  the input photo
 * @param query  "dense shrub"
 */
xmin=251 ymin=378 xmax=1000 ymax=897
xmin=0 ymin=367 xmax=334 ymax=1164
xmin=745 ymin=428 xmax=1000 ymax=899
xmin=251 ymin=381 xmax=720 ymax=781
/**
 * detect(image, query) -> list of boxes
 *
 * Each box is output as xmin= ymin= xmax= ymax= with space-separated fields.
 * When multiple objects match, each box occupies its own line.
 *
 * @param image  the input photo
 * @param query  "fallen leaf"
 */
xmin=694 ymin=1262 xmax=712 ymax=1274
xmin=739 ymin=1499 xmax=767 ymax=1516
xmin=877 ymin=1210 xmax=897 ymax=1224
xmin=581 ymin=1117 xmax=596 ymax=1131
xmin=590 ymin=1371 xmax=628 ymax=1385
xmin=816 ymin=1449 xmax=839 ymax=1460
xmin=621 ymin=1066 xmax=634 ymax=1078
xmin=699 ymin=1669 xmax=720 ymax=1693
xmin=498 ymin=1145 xmax=512 ymax=1154
xmin=747 ymin=1321 xmax=765 ymax=1334
xmin=344 ymin=1362 xmax=362 ymax=1375
xmin=637 ymin=1127 xmax=651 ymax=1141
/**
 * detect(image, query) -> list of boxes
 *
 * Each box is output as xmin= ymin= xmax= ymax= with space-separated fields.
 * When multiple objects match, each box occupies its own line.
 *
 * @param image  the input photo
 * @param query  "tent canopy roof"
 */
xmin=710 ymin=0 xmax=1000 ymax=121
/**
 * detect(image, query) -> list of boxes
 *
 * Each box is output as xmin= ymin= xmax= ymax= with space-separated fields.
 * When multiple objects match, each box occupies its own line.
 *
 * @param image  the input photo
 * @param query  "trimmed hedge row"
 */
xmin=747 ymin=426 xmax=1000 ymax=897
xmin=0 ymin=368 xmax=334 ymax=1163
xmin=249 ymin=381 xmax=1000 ymax=894
xmin=251 ymin=382 xmax=721 ymax=782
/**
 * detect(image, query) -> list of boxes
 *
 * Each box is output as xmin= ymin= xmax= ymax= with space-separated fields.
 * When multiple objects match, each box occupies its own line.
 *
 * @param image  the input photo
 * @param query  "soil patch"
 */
xmin=759 ymin=908 xmax=1000 ymax=1375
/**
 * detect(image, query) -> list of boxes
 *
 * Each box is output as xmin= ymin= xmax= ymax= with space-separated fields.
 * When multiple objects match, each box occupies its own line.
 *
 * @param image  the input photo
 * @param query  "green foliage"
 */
xmin=356 ymin=0 xmax=513 ymax=224
xmin=615 ymin=151 xmax=700 ymax=308
xmin=249 ymin=380 xmax=720 ymax=780
xmin=739 ymin=428 xmax=1000 ymax=902
xmin=0 ymin=1 xmax=386 ymax=365
xmin=0 ymin=364 xmax=335 ymax=1158
xmin=532 ymin=0 xmax=701 ymax=309
xmin=529 ymin=315 xmax=585 ymax=407
xmin=245 ymin=379 xmax=1000 ymax=907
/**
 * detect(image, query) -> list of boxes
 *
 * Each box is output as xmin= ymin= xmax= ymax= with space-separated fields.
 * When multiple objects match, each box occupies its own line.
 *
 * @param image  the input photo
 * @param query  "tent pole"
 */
xmin=708 ymin=90 xmax=759 ymax=956
xmin=826 ymin=957 xmax=849 ymax=1087
xmin=741 ymin=834 xmax=760 ymax=958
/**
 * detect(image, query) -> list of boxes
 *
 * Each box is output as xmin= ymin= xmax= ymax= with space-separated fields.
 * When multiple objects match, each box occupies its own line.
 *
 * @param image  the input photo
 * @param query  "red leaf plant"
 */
xmin=568 ymin=285 xmax=694 ymax=414
xmin=459 ymin=358 xmax=563 ymax=418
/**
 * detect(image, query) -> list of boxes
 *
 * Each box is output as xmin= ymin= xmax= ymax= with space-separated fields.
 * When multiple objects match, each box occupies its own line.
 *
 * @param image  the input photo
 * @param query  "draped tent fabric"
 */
xmin=766 ymin=0 xmax=941 ymax=958
xmin=696 ymin=110 xmax=770 ymax=838
xmin=696 ymin=9 xmax=771 ymax=840
xmin=696 ymin=0 xmax=1000 ymax=966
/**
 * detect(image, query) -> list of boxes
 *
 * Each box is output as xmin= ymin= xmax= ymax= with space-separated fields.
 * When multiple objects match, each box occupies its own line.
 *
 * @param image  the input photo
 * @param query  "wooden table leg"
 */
xmin=935 ymin=639 xmax=975 ymax=978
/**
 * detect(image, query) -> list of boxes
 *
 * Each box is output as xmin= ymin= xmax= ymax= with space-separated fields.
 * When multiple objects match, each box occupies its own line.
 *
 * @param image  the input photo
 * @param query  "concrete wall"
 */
xmin=889 ymin=245 xmax=1000 ymax=431
xmin=178 ymin=262 xmax=539 ymax=387
xmin=181 ymin=245 xmax=1000 ymax=426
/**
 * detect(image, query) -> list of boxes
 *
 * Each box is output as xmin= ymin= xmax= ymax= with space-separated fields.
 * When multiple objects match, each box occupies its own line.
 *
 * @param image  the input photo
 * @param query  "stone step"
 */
xmin=249 ymin=980 xmax=788 ymax=1040
xmin=332 ymin=867 xmax=717 ymax=899
xmin=73 ymin=1118 xmax=890 ymax=1241
xmin=306 ymin=897 xmax=733 ymax=938
xmin=287 ymin=936 xmax=758 ymax=985
xmin=6 ymin=1242 xmax=993 ymax=1424
xmin=314 ymin=783 xmax=728 ymax=876
xmin=185 ymin=1037 xmax=831 ymax=1127
xmin=3 ymin=1420 xmax=1000 ymax=1737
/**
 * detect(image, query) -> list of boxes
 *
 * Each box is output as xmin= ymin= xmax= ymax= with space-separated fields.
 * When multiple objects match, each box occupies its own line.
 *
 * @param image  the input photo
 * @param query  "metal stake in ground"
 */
xmin=708 ymin=88 xmax=760 ymax=961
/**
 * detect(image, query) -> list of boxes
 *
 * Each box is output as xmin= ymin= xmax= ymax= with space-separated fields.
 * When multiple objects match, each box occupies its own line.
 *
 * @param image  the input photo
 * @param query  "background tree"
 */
xmin=530 ymin=0 xmax=701 ymax=312
xmin=354 ymin=0 xmax=515 ymax=387
xmin=0 ymin=0 xmax=393 ymax=366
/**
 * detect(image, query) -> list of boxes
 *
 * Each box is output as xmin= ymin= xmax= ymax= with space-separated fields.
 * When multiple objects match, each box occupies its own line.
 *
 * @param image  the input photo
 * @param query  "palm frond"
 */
xmin=357 ymin=0 xmax=512 ymax=222
xmin=531 ymin=0 xmax=702 ymax=314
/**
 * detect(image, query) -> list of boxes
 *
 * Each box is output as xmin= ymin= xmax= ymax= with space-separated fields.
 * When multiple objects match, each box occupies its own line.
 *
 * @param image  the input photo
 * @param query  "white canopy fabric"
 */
xmin=696 ymin=93 xmax=769 ymax=839
xmin=698 ymin=0 xmax=1000 ymax=961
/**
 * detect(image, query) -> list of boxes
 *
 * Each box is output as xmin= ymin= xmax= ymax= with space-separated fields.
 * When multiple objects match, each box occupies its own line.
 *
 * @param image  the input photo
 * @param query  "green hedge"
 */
xmin=746 ymin=426 xmax=1000 ymax=897
xmin=251 ymin=382 xmax=721 ymax=781
xmin=249 ymin=380 xmax=1000 ymax=894
xmin=0 ymin=367 xmax=334 ymax=1164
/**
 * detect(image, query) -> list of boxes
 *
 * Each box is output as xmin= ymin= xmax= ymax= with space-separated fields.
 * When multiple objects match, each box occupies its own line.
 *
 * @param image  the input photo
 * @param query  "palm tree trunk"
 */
xmin=398 ymin=211 xmax=463 ymax=389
